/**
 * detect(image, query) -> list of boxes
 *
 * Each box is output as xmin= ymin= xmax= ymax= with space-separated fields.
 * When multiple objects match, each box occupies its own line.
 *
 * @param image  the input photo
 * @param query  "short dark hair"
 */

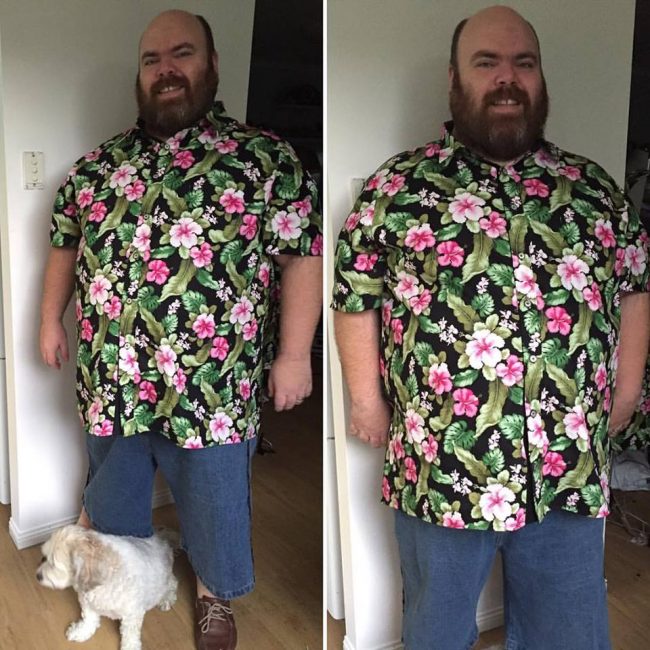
xmin=195 ymin=14 xmax=216 ymax=56
xmin=449 ymin=18 xmax=468 ymax=69
xmin=449 ymin=16 xmax=541 ymax=70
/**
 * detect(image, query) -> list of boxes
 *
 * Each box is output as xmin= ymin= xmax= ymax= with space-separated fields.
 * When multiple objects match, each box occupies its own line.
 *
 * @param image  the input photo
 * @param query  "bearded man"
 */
xmin=40 ymin=10 xmax=322 ymax=650
xmin=333 ymin=6 xmax=648 ymax=649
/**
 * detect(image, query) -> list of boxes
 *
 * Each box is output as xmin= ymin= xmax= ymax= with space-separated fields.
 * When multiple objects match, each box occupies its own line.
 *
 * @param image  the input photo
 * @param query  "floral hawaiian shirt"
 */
xmin=332 ymin=122 xmax=648 ymax=530
xmin=51 ymin=102 xmax=322 ymax=449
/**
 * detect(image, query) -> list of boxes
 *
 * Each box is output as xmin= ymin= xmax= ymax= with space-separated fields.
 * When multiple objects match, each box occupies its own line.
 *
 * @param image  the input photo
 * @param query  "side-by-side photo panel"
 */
xmin=327 ymin=1 xmax=650 ymax=649
xmin=0 ymin=1 xmax=322 ymax=649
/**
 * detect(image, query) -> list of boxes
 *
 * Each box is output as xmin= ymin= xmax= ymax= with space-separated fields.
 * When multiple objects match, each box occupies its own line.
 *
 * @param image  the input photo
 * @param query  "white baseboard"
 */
xmin=340 ymin=607 xmax=503 ymax=650
xmin=8 ymin=487 xmax=175 ymax=550
xmin=343 ymin=637 xmax=402 ymax=650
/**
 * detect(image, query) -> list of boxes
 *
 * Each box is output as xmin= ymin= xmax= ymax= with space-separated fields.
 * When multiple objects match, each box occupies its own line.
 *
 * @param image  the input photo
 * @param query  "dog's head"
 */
xmin=36 ymin=525 xmax=118 ymax=591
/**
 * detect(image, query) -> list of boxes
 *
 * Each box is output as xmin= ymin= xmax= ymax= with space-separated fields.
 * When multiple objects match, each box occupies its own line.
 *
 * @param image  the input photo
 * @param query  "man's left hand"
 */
xmin=268 ymin=354 xmax=313 ymax=411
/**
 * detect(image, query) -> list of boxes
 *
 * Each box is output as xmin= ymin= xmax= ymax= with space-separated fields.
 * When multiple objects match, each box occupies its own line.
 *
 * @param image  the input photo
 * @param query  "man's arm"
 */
xmin=40 ymin=246 xmax=77 ymax=369
xmin=268 ymin=255 xmax=322 ymax=411
xmin=609 ymin=292 xmax=650 ymax=435
xmin=333 ymin=310 xmax=391 ymax=448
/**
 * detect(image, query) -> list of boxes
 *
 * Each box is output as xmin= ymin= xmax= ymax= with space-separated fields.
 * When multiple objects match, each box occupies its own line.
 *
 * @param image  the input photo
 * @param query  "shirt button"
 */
xmin=530 ymin=355 xmax=537 ymax=363
xmin=518 ymin=253 xmax=525 ymax=260
xmin=126 ymin=298 xmax=133 ymax=304
xmin=530 ymin=409 xmax=537 ymax=417
xmin=131 ymin=252 xmax=139 ymax=261
xmin=124 ymin=342 xmax=131 ymax=349
xmin=523 ymin=299 xmax=531 ymax=308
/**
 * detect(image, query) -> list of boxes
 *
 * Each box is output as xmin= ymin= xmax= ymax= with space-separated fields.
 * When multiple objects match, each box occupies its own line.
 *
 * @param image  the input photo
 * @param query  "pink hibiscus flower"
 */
xmin=542 ymin=451 xmax=566 ymax=477
xmin=215 ymin=139 xmax=238 ymax=154
xmin=449 ymin=192 xmax=485 ymax=223
xmin=404 ymin=457 xmax=418 ymax=483
xmin=242 ymin=319 xmax=258 ymax=341
xmin=409 ymin=289 xmax=432 ymax=315
xmin=427 ymin=362 xmax=453 ymax=395
xmin=523 ymin=179 xmax=549 ymax=197
xmin=80 ymin=319 xmax=93 ymax=342
xmin=479 ymin=484 xmax=515 ymax=522
xmin=311 ymin=234 xmax=323 ymax=256
xmin=452 ymin=388 xmax=479 ymax=417
xmin=495 ymin=355 xmax=524 ymax=387
xmin=594 ymin=219 xmax=616 ymax=248
xmin=582 ymin=283 xmax=602 ymax=311
xmin=192 ymin=313 xmax=216 ymax=339
xmin=382 ymin=174 xmax=406 ymax=196
xmin=545 ymin=306 xmax=571 ymax=335
xmin=390 ymin=319 xmax=403 ymax=344
xmin=442 ymin=511 xmax=465 ymax=529
xmin=479 ymin=211 xmax=507 ymax=238
xmin=146 ymin=260 xmax=170 ymax=285
xmin=220 ymin=188 xmax=246 ymax=214
xmin=404 ymin=224 xmax=436 ymax=251
xmin=173 ymin=150 xmax=195 ymax=169
xmin=239 ymin=214 xmax=258 ymax=240
xmin=88 ymin=201 xmax=107 ymax=222
xmin=190 ymin=242 xmax=213 ymax=268
xmin=170 ymin=217 xmax=202 ymax=248
xmin=271 ymin=210 xmax=302 ymax=240
xmin=436 ymin=240 xmax=464 ymax=267
xmin=104 ymin=296 xmax=122 ymax=321
xmin=173 ymin=369 xmax=187 ymax=393
xmin=138 ymin=381 xmax=157 ymax=403
xmin=354 ymin=253 xmax=378 ymax=271
xmin=77 ymin=187 xmax=95 ymax=209
xmin=92 ymin=419 xmax=114 ymax=437
xmin=421 ymin=435 xmax=439 ymax=463
xmin=292 ymin=198 xmax=313 ymax=217
xmin=211 ymin=337 xmax=230 ymax=360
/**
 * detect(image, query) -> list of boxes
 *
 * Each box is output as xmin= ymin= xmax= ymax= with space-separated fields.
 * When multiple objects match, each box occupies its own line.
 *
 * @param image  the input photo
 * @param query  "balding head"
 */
xmin=447 ymin=5 xmax=548 ymax=164
xmin=136 ymin=10 xmax=219 ymax=139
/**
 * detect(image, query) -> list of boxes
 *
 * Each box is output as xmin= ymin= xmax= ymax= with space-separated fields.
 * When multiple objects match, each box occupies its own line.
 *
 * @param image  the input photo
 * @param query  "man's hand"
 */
xmin=349 ymin=396 xmax=391 ymax=448
xmin=268 ymin=353 xmax=312 ymax=411
xmin=40 ymin=319 xmax=69 ymax=369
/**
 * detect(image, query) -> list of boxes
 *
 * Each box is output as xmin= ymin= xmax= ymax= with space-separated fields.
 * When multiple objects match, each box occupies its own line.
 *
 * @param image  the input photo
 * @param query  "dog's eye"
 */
xmin=40 ymin=556 xmax=46 ymax=563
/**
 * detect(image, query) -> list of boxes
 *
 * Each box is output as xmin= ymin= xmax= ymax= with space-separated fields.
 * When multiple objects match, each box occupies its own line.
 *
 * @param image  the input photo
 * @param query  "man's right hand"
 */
xmin=40 ymin=319 xmax=69 ymax=369
xmin=348 ymin=396 xmax=392 ymax=448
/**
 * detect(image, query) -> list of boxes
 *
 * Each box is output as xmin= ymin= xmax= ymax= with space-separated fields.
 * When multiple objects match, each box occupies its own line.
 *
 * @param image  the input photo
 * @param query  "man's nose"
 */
xmin=495 ymin=62 xmax=517 ymax=85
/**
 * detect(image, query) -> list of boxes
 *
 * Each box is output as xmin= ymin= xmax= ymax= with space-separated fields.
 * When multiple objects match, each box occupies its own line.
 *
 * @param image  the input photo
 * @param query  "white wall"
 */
xmin=0 ymin=0 xmax=256 ymax=546
xmin=327 ymin=1 xmax=636 ymax=648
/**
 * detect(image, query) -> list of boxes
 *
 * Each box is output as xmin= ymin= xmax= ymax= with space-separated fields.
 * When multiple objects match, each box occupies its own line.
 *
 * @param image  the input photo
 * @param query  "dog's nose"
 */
xmin=36 ymin=569 xmax=43 ymax=582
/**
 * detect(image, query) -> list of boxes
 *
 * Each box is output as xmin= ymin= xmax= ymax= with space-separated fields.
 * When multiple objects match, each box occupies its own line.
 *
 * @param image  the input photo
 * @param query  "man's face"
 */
xmin=449 ymin=12 xmax=548 ymax=163
xmin=137 ymin=13 xmax=218 ymax=139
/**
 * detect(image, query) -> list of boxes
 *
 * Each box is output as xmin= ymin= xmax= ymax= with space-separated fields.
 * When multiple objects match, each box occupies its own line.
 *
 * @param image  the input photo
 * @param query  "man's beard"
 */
xmin=449 ymin=72 xmax=549 ymax=163
xmin=136 ymin=65 xmax=218 ymax=139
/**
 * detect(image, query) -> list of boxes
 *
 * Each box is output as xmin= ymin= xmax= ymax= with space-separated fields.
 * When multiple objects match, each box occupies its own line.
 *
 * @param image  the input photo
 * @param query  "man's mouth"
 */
xmin=491 ymin=99 xmax=520 ymax=106
xmin=158 ymin=85 xmax=184 ymax=95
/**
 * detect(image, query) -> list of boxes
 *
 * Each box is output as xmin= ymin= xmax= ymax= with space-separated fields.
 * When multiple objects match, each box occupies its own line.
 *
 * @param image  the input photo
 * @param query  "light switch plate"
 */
xmin=23 ymin=151 xmax=44 ymax=190
xmin=350 ymin=176 xmax=365 ymax=204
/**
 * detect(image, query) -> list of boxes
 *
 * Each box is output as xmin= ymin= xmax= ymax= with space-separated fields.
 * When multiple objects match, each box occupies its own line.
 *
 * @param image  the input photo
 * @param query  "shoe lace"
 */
xmin=199 ymin=601 xmax=233 ymax=634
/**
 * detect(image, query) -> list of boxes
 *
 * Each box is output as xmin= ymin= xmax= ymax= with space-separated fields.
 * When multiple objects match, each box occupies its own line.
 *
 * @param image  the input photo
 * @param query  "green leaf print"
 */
xmin=154 ymin=386 xmax=180 ymax=419
xmin=509 ymin=214 xmax=528 ymax=252
xmin=454 ymin=447 xmax=490 ymax=483
xmin=541 ymin=338 xmax=569 ymax=368
xmin=422 ymin=172 xmax=458 ymax=194
xmin=545 ymin=364 xmax=578 ymax=402
xmin=162 ymin=186 xmax=188 ymax=216
xmin=100 ymin=343 xmax=118 ymax=365
xmin=196 ymin=268 xmax=221 ymax=290
xmin=580 ymin=484 xmax=604 ymax=508
xmin=413 ymin=341 xmax=435 ymax=366
xmin=186 ymin=151 xmax=218 ymax=179
xmin=486 ymin=264 xmax=514 ymax=287
xmin=339 ymin=270 xmax=384 ymax=296
xmin=416 ymin=461 xmax=431 ymax=500
xmin=98 ymin=196 xmax=128 ymax=237
xmin=344 ymin=294 xmax=364 ymax=312
xmin=219 ymin=240 xmax=244 ymax=264
xmin=543 ymin=289 xmax=570 ymax=306
xmin=476 ymin=380 xmax=508 ymax=435
xmin=171 ymin=416 xmax=194 ymax=438
xmin=137 ymin=286 xmax=159 ymax=311
xmin=462 ymin=232 xmax=494 ymax=283
xmin=134 ymin=404 xmax=155 ymax=430
xmin=443 ymin=421 xmax=475 ymax=454
xmin=453 ymin=368 xmax=480 ymax=387
xmin=446 ymin=295 xmax=479 ymax=332
xmin=201 ymin=380 xmax=222 ymax=411
xmin=529 ymin=220 xmax=569 ymax=257
xmin=549 ymin=176 xmax=572 ymax=212
xmin=568 ymin=303 xmax=593 ymax=354
xmin=91 ymin=317 xmax=109 ymax=358
xmin=586 ymin=338 xmax=603 ymax=364
xmin=559 ymin=222 xmax=581 ymax=246
xmin=182 ymin=291 xmax=207 ymax=315
xmin=206 ymin=169 xmax=235 ymax=188
xmin=384 ymin=212 xmax=412 ymax=233
xmin=499 ymin=414 xmax=524 ymax=440
xmin=471 ymin=294 xmax=495 ymax=319
xmin=160 ymin=259 xmax=197 ymax=301
xmin=524 ymin=359 xmax=543 ymax=403
xmin=140 ymin=308 xmax=166 ymax=344
xmin=556 ymin=451 xmax=594 ymax=493
xmin=482 ymin=448 xmax=506 ymax=474
xmin=161 ymin=314 xmax=178 ymax=336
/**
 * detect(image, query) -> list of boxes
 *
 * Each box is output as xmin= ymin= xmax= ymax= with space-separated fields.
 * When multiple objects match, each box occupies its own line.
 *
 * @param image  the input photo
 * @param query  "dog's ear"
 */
xmin=71 ymin=532 xmax=119 ymax=591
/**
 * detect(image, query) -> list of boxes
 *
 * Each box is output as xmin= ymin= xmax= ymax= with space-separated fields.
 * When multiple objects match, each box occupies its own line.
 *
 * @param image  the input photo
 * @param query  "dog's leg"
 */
xmin=66 ymin=606 xmax=101 ymax=642
xmin=119 ymin=611 xmax=144 ymax=650
xmin=158 ymin=575 xmax=178 ymax=611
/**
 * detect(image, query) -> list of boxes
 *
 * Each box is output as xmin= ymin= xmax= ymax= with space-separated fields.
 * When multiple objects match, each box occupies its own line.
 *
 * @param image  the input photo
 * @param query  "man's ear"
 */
xmin=448 ymin=65 xmax=455 ymax=93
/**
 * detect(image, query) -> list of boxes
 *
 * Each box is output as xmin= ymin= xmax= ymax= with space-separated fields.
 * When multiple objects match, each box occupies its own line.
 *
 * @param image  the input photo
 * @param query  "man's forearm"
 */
xmin=611 ymin=291 xmax=650 ymax=429
xmin=276 ymin=255 xmax=322 ymax=358
xmin=41 ymin=246 xmax=77 ymax=323
xmin=333 ymin=309 xmax=384 ymax=403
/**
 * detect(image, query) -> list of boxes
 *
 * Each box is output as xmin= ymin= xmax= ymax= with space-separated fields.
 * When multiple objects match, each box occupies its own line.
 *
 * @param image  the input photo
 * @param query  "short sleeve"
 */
xmin=262 ymin=140 xmax=322 ymax=257
xmin=50 ymin=168 xmax=82 ymax=248
xmin=331 ymin=180 xmax=387 ymax=313
xmin=616 ymin=198 xmax=650 ymax=293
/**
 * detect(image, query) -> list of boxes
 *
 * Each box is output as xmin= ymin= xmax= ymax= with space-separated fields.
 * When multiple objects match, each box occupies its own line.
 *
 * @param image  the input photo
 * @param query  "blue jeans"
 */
xmin=395 ymin=510 xmax=611 ymax=650
xmin=84 ymin=432 xmax=257 ymax=600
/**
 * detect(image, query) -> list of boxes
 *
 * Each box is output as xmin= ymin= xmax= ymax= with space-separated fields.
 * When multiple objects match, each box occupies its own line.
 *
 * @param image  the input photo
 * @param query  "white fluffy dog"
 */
xmin=37 ymin=525 xmax=178 ymax=650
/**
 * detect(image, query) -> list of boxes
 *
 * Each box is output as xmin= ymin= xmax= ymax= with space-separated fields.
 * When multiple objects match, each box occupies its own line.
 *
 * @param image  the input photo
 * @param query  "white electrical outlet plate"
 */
xmin=23 ymin=151 xmax=44 ymax=190
xmin=350 ymin=176 xmax=365 ymax=204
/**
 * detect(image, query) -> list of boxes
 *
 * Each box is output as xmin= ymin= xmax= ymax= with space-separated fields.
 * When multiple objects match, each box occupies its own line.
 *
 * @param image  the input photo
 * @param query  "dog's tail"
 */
xmin=155 ymin=527 xmax=182 ymax=551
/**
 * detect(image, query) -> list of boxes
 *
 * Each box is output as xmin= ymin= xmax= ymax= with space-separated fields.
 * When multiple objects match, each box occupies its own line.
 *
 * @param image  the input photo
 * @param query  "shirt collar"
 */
xmin=441 ymin=120 xmax=559 ymax=170
xmin=135 ymin=100 xmax=227 ymax=144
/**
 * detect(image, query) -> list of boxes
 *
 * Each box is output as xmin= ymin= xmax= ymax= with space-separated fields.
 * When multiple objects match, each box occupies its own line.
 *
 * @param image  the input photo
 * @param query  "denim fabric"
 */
xmin=395 ymin=510 xmax=611 ymax=650
xmin=84 ymin=432 xmax=256 ymax=599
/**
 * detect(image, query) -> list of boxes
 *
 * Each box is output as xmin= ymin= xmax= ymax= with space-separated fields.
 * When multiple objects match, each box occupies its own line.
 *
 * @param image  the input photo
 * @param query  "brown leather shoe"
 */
xmin=194 ymin=596 xmax=237 ymax=650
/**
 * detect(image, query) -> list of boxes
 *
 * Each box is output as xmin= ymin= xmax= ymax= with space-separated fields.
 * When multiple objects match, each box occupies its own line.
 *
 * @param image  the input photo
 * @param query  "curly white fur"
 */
xmin=36 ymin=525 xmax=178 ymax=650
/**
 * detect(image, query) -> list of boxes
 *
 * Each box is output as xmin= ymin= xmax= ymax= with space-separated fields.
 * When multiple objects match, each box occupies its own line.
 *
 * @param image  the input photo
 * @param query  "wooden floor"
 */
xmin=0 ymin=373 xmax=322 ymax=650
xmin=327 ymin=490 xmax=650 ymax=650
